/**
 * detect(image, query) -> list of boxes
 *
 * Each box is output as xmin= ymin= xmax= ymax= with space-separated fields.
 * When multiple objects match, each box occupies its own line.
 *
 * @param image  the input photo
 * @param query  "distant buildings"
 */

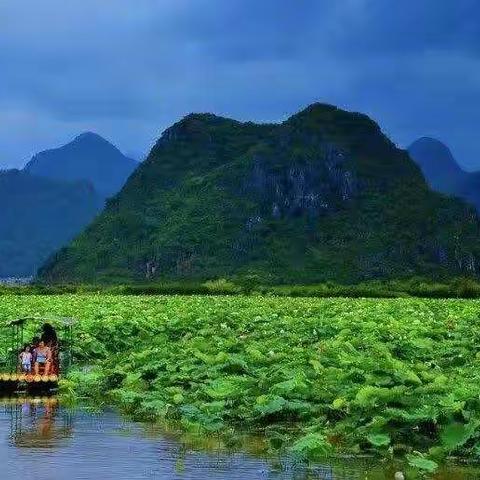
xmin=0 ymin=277 xmax=32 ymax=286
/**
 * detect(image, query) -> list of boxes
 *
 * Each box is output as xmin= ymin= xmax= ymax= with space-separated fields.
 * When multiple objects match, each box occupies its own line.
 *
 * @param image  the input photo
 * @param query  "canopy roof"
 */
xmin=7 ymin=316 xmax=77 ymax=327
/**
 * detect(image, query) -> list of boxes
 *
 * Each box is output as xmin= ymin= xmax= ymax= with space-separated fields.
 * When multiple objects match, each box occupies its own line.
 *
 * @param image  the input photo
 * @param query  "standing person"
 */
xmin=41 ymin=323 xmax=57 ymax=346
xmin=19 ymin=345 xmax=33 ymax=373
xmin=34 ymin=341 xmax=52 ymax=376
xmin=41 ymin=324 xmax=59 ymax=374
xmin=30 ymin=336 xmax=40 ymax=365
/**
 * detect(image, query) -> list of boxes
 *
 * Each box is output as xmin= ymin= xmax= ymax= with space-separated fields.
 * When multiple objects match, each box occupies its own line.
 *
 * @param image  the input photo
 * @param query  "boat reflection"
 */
xmin=3 ymin=396 xmax=73 ymax=448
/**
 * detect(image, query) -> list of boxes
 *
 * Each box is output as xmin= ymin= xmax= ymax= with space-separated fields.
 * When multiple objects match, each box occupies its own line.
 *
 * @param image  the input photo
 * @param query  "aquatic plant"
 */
xmin=2 ymin=294 xmax=480 ymax=474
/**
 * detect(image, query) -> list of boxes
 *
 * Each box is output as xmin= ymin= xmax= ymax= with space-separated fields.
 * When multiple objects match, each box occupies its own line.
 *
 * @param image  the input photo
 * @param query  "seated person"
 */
xmin=34 ymin=341 xmax=52 ymax=375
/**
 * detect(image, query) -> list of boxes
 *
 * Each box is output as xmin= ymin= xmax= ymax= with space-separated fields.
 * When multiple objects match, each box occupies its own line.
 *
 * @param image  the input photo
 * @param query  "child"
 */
xmin=19 ymin=345 xmax=33 ymax=373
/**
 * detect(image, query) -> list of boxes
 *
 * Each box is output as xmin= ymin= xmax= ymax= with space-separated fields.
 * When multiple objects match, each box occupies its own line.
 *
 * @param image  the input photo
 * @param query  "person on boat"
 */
xmin=34 ymin=341 xmax=52 ymax=375
xmin=41 ymin=323 xmax=59 ymax=374
xmin=41 ymin=323 xmax=58 ymax=346
xmin=30 ymin=336 xmax=40 ymax=363
xmin=19 ymin=345 xmax=33 ymax=373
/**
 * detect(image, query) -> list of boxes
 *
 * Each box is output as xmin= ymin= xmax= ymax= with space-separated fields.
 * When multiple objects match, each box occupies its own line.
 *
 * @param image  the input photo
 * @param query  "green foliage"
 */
xmin=440 ymin=421 xmax=479 ymax=451
xmin=2 ymin=293 xmax=480 ymax=466
xmin=202 ymin=279 xmax=242 ymax=295
xmin=290 ymin=433 xmax=332 ymax=459
xmin=406 ymin=453 xmax=439 ymax=473
xmin=367 ymin=433 xmax=391 ymax=447
xmin=8 ymin=276 xmax=480 ymax=299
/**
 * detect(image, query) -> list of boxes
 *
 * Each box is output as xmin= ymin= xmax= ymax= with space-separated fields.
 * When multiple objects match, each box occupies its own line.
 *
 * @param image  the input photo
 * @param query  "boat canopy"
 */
xmin=7 ymin=316 xmax=77 ymax=327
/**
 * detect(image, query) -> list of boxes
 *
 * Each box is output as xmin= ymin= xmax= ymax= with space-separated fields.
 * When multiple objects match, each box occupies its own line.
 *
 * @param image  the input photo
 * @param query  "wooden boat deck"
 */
xmin=0 ymin=373 xmax=59 ymax=383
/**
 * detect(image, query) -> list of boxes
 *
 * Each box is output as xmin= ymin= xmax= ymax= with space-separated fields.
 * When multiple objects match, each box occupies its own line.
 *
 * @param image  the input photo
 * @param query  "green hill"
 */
xmin=39 ymin=104 xmax=480 ymax=284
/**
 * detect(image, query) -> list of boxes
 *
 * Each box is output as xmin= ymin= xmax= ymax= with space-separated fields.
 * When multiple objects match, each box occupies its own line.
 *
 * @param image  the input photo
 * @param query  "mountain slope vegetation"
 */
xmin=39 ymin=104 xmax=480 ymax=284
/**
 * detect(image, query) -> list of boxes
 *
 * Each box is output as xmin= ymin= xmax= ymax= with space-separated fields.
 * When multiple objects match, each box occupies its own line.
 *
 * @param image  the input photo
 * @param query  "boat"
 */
xmin=0 ymin=316 xmax=75 ymax=393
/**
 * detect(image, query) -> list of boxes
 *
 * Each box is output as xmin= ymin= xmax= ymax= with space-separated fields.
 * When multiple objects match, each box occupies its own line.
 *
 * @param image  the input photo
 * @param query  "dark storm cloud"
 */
xmin=0 ymin=0 xmax=479 ymax=169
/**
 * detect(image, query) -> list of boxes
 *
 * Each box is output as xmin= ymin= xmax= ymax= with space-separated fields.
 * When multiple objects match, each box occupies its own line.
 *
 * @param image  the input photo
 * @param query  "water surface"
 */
xmin=1 ymin=397 xmax=479 ymax=480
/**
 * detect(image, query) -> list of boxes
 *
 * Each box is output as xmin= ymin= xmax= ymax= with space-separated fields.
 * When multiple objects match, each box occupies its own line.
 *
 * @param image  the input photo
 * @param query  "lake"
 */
xmin=1 ymin=397 xmax=479 ymax=480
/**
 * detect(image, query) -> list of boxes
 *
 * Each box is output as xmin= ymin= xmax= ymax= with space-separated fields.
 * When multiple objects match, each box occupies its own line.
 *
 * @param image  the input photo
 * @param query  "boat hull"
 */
xmin=0 ymin=374 xmax=59 ymax=393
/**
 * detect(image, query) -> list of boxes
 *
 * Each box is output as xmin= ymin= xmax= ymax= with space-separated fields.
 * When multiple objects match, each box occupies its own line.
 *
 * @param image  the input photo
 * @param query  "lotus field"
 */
xmin=1 ymin=294 xmax=480 ymax=472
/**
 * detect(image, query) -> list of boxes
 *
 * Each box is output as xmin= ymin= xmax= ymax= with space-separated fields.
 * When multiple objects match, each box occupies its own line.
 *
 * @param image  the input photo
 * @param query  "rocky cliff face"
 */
xmin=247 ymin=143 xmax=357 ymax=220
xmin=38 ymin=104 xmax=480 ymax=284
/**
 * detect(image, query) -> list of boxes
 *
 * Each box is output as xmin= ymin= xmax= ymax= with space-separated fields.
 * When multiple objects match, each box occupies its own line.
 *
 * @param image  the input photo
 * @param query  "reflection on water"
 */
xmin=1 ymin=398 xmax=480 ymax=480
xmin=6 ymin=397 xmax=73 ymax=448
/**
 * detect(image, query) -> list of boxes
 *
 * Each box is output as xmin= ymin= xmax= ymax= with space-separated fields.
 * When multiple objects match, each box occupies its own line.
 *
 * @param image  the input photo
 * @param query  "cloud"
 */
xmin=0 ymin=0 xmax=479 ymax=169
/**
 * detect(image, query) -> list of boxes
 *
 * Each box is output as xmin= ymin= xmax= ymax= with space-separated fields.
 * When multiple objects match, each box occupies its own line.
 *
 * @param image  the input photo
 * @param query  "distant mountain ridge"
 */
xmin=39 ymin=103 xmax=480 ymax=284
xmin=0 ymin=169 xmax=103 ymax=277
xmin=0 ymin=132 xmax=139 ymax=277
xmin=24 ymin=132 xmax=137 ymax=197
xmin=408 ymin=137 xmax=480 ymax=212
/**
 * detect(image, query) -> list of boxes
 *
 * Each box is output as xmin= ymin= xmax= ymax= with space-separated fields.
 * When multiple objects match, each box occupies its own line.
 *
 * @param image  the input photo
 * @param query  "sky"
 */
xmin=1 ymin=0 xmax=479 ymax=169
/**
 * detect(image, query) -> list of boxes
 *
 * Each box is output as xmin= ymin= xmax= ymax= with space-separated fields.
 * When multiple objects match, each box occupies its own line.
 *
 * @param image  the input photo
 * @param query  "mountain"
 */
xmin=408 ymin=137 xmax=467 ymax=193
xmin=39 ymin=104 xmax=480 ymax=284
xmin=0 ymin=169 xmax=103 ymax=277
xmin=24 ymin=132 xmax=137 ymax=197
xmin=0 ymin=133 xmax=137 ymax=278
xmin=408 ymin=137 xmax=480 ymax=211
